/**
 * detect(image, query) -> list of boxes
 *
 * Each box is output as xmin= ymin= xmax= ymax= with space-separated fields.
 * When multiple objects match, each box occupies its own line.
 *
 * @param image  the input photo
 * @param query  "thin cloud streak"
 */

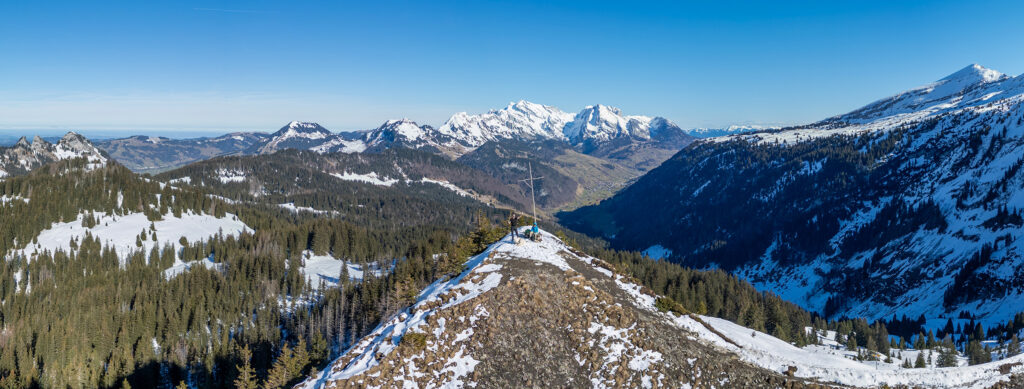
xmin=192 ymin=7 xmax=275 ymax=14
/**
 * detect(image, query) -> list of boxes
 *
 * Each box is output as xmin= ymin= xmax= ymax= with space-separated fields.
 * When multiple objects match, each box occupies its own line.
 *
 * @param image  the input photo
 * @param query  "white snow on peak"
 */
xmin=563 ymin=104 xmax=657 ymax=143
xmin=385 ymin=119 xmax=426 ymax=141
xmin=716 ymin=64 xmax=1022 ymax=145
xmin=940 ymin=64 xmax=1006 ymax=85
xmin=287 ymin=121 xmax=323 ymax=130
xmin=274 ymin=122 xmax=331 ymax=140
xmin=437 ymin=100 xmax=574 ymax=146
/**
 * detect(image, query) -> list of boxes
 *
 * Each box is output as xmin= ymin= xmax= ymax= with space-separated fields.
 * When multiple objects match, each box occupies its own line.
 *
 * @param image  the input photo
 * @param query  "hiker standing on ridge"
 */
xmin=509 ymin=212 xmax=521 ymax=242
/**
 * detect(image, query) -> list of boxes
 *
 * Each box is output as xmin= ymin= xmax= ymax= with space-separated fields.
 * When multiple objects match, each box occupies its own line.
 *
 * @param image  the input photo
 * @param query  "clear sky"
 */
xmin=2 ymin=0 xmax=1023 ymax=135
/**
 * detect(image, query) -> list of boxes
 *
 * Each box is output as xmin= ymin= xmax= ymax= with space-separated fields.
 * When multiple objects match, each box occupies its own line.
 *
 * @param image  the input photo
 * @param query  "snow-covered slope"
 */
xmin=359 ymin=119 xmax=447 ymax=153
xmin=8 ymin=210 xmax=251 ymax=264
xmin=437 ymin=100 xmax=575 ymax=147
xmin=719 ymin=64 xmax=1020 ymax=144
xmin=297 ymin=228 xmax=1024 ymax=388
xmin=361 ymin=101 xmax=690 ymax=156
xmin=564 ymin=64 xmax=1024 ymax=329
xmin=563 ymin=104 xmax=656 ymax=143
xmin=297 ymin=250 xmax=389 ymax=288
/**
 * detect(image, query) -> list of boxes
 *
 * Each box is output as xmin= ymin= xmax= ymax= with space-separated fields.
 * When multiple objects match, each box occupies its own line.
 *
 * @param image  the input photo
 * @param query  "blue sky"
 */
xmin=2 ymin=0 xmax=1023 ymax=135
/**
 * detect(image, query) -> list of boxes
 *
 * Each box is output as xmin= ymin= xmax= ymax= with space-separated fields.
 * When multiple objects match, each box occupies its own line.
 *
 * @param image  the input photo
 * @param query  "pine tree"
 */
xmin=290 ymin=339 xmax=310 ymax=380
xmin=233 ymin=345 xmax=258 ymax=389
xmin=937 ymin=344 xmax=958 ymax=367
xmin=264 ymin=344 xmax=294 ymax=389
xmin=1008 ymin=335 xmax=1021 ymax=357
xmin=846 ymin=335 xmax=858 ymax=351
xmin=914 ymin=351 xmax=926 ymax=368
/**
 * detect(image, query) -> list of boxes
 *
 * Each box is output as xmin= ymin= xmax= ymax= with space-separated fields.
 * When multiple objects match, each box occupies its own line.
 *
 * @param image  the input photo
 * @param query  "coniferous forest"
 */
xmin=2 ymin=151 xmax=1023 ymax=388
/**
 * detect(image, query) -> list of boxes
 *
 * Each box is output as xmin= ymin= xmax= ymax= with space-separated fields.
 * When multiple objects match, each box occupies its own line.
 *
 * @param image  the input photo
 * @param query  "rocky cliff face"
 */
xmin=0 ymin=132 xmax=107 ymax=177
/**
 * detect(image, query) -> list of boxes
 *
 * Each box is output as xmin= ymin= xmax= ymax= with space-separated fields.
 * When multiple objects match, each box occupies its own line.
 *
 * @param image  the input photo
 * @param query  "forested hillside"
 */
xmin=3 ymin=152 xmax=1020 ymax=389
xmin=0 ymin=156 xmax=512 ymax=388
xmin=561 ymin=64 xmax=1024 ymax=332
xmin=156 ymin=148 xmax=530 ymax=212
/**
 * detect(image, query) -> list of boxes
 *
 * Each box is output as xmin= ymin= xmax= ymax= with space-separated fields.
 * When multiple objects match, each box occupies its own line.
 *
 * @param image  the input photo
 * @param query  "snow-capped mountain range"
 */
xmin=0 ymin=132 xmax=107 ymax=177
xmin=307 ymin=100 xmax=692 ymax=156
xmin=77 ymin=101 xmax=698 ymax=175
xmin=563 ymin=64 xmax=1024 ymax=328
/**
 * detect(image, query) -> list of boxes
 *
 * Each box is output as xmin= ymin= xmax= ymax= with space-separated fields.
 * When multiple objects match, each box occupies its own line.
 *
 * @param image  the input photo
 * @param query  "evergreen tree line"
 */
xmin=0 ymin=160 xmax=510 ymax=389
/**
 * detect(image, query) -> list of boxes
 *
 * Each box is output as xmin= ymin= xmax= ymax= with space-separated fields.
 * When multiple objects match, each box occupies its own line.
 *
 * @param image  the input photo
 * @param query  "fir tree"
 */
xmin=234 ymin=345 xmax=258 ymax=389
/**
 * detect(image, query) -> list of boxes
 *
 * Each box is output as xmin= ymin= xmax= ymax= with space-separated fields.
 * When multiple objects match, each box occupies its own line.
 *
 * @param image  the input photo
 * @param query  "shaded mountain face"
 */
xmin=96 ymin=132 xmax=269 ymax=173
xmin=0 ymin=132 xmax=107 ymax=177
xmin=294 ymin=230 xmax=835 ymax=389
xmin=561 ymin=64 xmax=1024 ymax=327
xmin=156 ymin=147 xmax=531 ymax=211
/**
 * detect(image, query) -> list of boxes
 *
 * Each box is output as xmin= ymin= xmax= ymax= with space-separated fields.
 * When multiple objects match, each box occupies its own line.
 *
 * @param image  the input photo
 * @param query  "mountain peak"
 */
xmin=272 ymin=122 xmax=331 ymax=139
xmin=378 ymin=119 xmax=426 ymax=141
xmin=563 ymin=104 xmax=650 ymax=143
xmin=437 ymin=101 xmax=573 ymax=148
xmin=940 ymin=64 xmax=1006 ymax=85
xmin=60 ymin=131 xmax=87 ymax=143
xmin=14 ymin=136 xmax=30 ymax=149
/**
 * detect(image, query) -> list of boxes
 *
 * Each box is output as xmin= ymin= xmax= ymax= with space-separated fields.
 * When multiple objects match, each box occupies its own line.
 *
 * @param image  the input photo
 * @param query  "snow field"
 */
xmin=297 ymin=250 xmax=387 ymax=287
xmin=8 ymin=210 xmax=251 ymax=265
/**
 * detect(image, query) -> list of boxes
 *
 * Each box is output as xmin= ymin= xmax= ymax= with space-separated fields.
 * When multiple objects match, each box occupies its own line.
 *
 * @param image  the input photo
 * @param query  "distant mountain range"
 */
xmin=73 ymin=102 xmax=702 ymax=210
xmin=86 ymin=101 xmax=764 ymax=174
xmin=561 ymin=64 xmax=1024 ymax=327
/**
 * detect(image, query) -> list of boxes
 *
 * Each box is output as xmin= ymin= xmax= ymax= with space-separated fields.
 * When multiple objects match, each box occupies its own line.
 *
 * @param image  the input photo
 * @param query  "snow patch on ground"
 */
xmin=417 ymin=178 xmax=472 ymax=197
xmin=298 ymin=250 xmax=387 ymax=287
xmin=329 ymin=171 xmax=399 ymax=187
xmin=608 ymin=270 xmax=1024 ymax=388
xmin=164 ymin=256 xmax=223 ymax=279
xmin=8 ymin=211 xmax=252 ymax=264
xmin=278 ymin=203 xmax=338 ymax=216
xmin=215 ymin=169 xmax=246 ymax=183
xmin=489 ymin=227 xmax=572 ymax=271
xmin=168 ymin=176 xmax=192 ymax=185
xmin=0 ymin=195 xmax=28 ymax=204
xmin=641 ymin=245 xmax=672 ymax=260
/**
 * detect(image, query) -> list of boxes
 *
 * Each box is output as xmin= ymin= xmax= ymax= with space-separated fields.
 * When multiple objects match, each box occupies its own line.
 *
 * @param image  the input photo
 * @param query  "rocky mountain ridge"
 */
xmin=0 ymin=132 xmax=107 ymax=177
